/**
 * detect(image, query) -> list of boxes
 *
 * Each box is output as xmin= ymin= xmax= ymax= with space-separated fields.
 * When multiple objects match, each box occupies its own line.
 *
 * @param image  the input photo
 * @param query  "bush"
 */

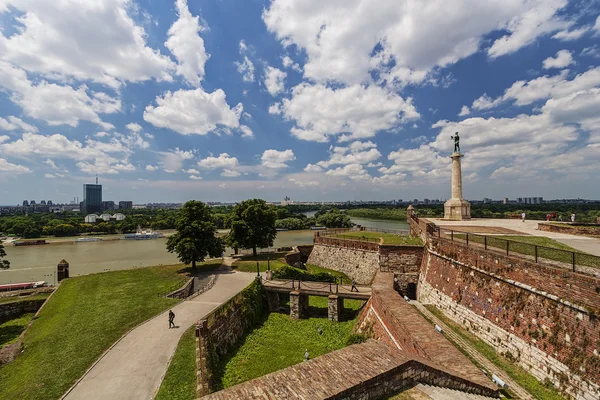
xmin=345 ymin=333 xmax=367 ymax=345
xmin=272 ymin=265 xmax=334 ymax=282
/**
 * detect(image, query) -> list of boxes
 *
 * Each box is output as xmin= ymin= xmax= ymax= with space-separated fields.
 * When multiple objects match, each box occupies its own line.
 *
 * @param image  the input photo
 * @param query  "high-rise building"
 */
xmin=47 ymin=200 xmax=53 ymax=206
xmin=30 ymin=200 xmax=36 ymax=205
xmin=118 ymin=201 xmax=133 ymax=210
xmin=102 ymin=201 xmax=116 ymax=211
xmin=40 ymin=200 xmax=46 ymax=205
xmin=22 ymin=200 xmax=29 ymax=207
xmin=84 ymin=179 xmax=102 ymax=214
xmin=503 ymin=198 xmax=509 ymax=204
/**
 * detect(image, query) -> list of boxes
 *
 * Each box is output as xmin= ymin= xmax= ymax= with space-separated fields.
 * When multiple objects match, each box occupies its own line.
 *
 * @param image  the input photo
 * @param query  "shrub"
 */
xmin=345 ymin=333 xmax=367 ymax=345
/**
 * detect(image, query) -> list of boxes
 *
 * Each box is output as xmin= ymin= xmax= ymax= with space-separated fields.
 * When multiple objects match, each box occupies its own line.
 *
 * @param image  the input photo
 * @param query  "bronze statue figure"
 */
xmin=451 ymin=132 xmax=460 ymax=153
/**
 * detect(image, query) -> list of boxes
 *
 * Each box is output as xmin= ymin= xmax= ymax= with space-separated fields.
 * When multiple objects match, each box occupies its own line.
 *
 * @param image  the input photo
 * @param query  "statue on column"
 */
xmin=451 ymin=132 xmax=460 ymax=153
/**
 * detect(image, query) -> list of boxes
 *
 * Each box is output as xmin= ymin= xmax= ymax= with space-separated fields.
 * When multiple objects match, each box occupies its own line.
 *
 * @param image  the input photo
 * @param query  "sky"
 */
xmin=0 ymin=0 xmax=600 ymax=204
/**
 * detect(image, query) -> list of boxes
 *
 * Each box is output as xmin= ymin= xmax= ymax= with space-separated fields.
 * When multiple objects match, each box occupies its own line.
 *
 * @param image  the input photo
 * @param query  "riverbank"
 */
xmin=2 ymin=229 xmax=177 ymax=246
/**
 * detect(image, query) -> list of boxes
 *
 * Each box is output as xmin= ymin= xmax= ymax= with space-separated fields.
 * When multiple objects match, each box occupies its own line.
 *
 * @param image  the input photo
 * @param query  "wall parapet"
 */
xmin=539 ymin=222 xmax=600 ymax=237
xmin=314 ymin=235 xmax=379 ymax=252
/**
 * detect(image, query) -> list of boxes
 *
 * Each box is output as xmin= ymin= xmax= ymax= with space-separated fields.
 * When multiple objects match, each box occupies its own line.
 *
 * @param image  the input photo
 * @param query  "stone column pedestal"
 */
xmin=290 ymin=291 xmax=308 ymax=319
xmin=328 ymin=295 xmax=344 ymax=321
xmin=444 ymin=152 xmax=471 ymax=220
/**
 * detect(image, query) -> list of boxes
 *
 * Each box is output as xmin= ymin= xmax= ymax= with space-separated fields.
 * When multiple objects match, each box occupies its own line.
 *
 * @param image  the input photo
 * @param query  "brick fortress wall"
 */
xmin=307 ymin=244 xmax=379 ymax=284
xmin=417 ymin=233 xmax=600 ymax=399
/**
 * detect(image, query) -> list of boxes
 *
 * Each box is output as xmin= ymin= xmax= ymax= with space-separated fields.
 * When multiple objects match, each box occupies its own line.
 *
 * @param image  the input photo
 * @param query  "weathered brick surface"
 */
xmin=0 ymin=299 xmax=46 ymax=324
xmin=201 ymin=340 xmax=498 ymax=399
xmin=379 ymin=245 xmax=424 ymax=273
xmin=307 ymin=244 xmax=379 ymax=284
xmin=538 ymin=223 xmax=600 ymax=236
xmin=355 ymin=272 xmax=495 ymax=392
xmin=419 ymin=245 xmax=600 ymax=399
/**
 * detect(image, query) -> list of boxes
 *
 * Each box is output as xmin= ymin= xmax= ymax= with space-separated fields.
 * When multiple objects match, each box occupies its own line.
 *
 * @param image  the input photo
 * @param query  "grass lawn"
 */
xmin=216 ymin=296 xmax=363 ymax=389
xmin=0 ymin=292 xmax=51 ymax=305
xmin=232 ymin=252 xmax=290 ymax=273
xmin=0 ymin=262 xmax=217 ymax=400
xmin=155 ymin=325 xmax=197 ymax=400
xmin=332 ymin=231 xmax=423 ymax=246
xmin=451 ymin=234 xmax=600 ymax=269
xmin=425 ymin=305 xmax=565 ymax=400
xmin=0 ymin=313 xmax=35 ymax=348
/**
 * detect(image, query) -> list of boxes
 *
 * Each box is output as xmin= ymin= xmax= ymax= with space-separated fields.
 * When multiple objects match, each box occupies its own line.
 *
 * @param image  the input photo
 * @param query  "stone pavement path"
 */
xmin=412 ymin=301 xmax=534 ymax=400
xmin=430 ymin=218 xmax=600 ymax=256
xmin=62 ymin=268 xmax=254 ymax=400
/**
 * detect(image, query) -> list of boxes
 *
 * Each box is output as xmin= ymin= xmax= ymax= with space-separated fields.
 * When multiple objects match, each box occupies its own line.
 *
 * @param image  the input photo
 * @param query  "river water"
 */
xmin=1 ymin=216 xmax=408 ymax=285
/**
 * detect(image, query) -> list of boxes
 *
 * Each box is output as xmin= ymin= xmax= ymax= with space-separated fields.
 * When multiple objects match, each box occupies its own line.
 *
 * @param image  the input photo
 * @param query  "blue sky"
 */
xmin=0 ymin=0 xmax=599 ymax=204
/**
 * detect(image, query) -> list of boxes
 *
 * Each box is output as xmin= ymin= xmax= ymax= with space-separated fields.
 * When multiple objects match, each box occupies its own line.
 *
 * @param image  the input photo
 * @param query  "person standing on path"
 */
xmin=571 ymin=213 xmax=576 ymax=222
xmin=521 ymin=212 xmax=526 ymax=222
xmin=168 ymin=310 xmax=175 ymax=329
xmin=351 ymin=279 xmax=359 ymax=292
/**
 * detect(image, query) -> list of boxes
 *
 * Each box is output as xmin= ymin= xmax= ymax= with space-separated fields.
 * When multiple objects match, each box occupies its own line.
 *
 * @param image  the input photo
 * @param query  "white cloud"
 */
xmin=595 ymin=16 xmax=600 ymax=33
xmin=304 ymin=163 xmax=323 ymax=173
xmin=0 ymin=116 xmax=38 ymax=132
xmin=236 ymin=56 xmax=255 ymax=83
xmin=159 ymin=148 xmax=194 ymax=173
xmin=288 ymin=178 xmax=319 ymax=187
xmin=279 ymin=83 xmax=419 ymax=142
xmin=281 ymin=55 xmax=301 ymax=72
xmin=264 ymin=66 xmax=286 ymax=96
xmin=325 ymin=164 xmax=370 ymax=181
xmin=0 ymin=158 xmax=30 ymax=173
xmin=165 ymin=0 xmax=209 ymax=87
xmin=317 ymin=141 xmax=381 ymax=167
xmin=552 ymin=27 xmax=590 ymax=41
xmin=146 ymin=165 xmax=158 ymax=171
xmin=221 ymin=169 xmax=241 ymax=177
xmin=189 ymin=175 xmax=202 ymax=180
xmin=44 ymin=173 xmax=56 ymax=179
xmin=95 ymin=132 xmax=110 ymax=138
xmin=261 ymin=149 xmax=295 ymax=169
xmin=264 ymin=0 xmax=569 ymax=86
xmin=542 ymin=50 xmax=573 ymax=69
xmin=198 ymin=153 xmax=240 ymax=170
xmin=240 ymin=125 xmax=254 ymax=138
xmin=0 ymin=61 xmax=118 ymax=129
xmin=144 ymin=88 xmax=242 ymax=135
xmin=458 ymin=105 xmax=471 ymax=117
xmin=0 ymin=0 xmax=175 ymax=88
xmin=268 ymin=103 xmax=282 ymax=115
xmin=182 ymin=168 xmax=200 ymax=174
xmin=126 ymin=123 xmax=143 ymax=133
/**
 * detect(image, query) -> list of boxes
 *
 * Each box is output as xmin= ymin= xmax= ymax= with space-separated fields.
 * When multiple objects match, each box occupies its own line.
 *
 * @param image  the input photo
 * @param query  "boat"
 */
xmin=74 ymin=237 xmax=103 ymax=242
xmin=13 ymin=240 xmax=48 ymax=246
xmin=310 ymin=226 xmax=327 ymax=230
xmin=121 ymin=226 xmax=164 ymax=240
xmin=275 ymin=228 xmax=289 ymax=231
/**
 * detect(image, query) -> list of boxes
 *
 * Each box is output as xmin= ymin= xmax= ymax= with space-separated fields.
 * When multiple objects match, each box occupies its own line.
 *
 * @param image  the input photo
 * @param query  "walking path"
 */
xmin=430 ymin=218 xmax=600 ymax=256
xmin=63 ymin=268 xmax=255 ymax=400
xmin=412 ymin=301 xmax=534 ymax=400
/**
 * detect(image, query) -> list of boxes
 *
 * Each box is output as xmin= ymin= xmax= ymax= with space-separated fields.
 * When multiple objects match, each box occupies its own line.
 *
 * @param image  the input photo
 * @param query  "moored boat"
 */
xmin=13 ymin=240 xmax=48 ymax=246
xmin=74 ymin=237 xmax=103 ymax=242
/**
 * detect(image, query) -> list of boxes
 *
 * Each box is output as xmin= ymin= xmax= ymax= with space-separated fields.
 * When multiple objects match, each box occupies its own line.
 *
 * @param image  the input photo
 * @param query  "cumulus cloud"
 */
xmin=458 ymin=106 xmax=471 ymax=117
xmin=304 ymin=163 xmax=323 ymax=173
xmin=552 ymin=27 xmax=590 ymax=41
xmin=0 ymin=158 xmax=30 ymax=173
xmin=276 ymin=83 xmax=419 ymax=142
xmin=261 ymin=149 xmax=295 ymax=169
xmin=126 ymin=123 xmax=143 ymax=133
xmin=542 ymin=50 xmax=573 ymax=69
xmin=264 ymin=66 xmax=286 ymax=96
xmin=281 ymin=55 xmax=301 ymax=72
xmin=198 ymin=153 xmax=239 ymax=170
xmin=144 ymin=88 xmax=242 ymax=135
xmin=0 ymin=61 xmax=118 ymax=129
xmin=317 ymin=141 xmax=381 ymax=168
xmin=235 ymin=41 xmax=255 ymax=82
xmin=240 ymin=125 xmax=254 ymax=138
xmin=325 ymin=164 xmax=370 ymax=181
xmin=165 ymin=0 xmax=209 ymax=87
xmin=264 ymin=0 xmax=569 ymax=86
xmin=0 ymin=0 xmax=175 ymax=88
xmin=159 ymin=148 xmax=194 ymax=173
xmin=189 ymin=175 xmax=203 ymax=180
xmin=146 ymin=165 xmax=158 ymax=171
xmin=0 ymin=116 xmax=38 ymax=132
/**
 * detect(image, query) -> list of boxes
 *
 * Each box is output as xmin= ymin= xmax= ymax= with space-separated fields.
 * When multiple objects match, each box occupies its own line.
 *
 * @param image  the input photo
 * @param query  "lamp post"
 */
xmin=267 ymin=257 xmax=271 ymax=271
xmin=256 ymin=261 xmax=260 ymax=277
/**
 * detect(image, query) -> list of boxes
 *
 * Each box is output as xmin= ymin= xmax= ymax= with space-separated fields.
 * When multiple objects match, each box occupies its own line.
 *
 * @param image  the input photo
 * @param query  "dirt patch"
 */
xmin=437 ymin=225 xmax=527 ymax=235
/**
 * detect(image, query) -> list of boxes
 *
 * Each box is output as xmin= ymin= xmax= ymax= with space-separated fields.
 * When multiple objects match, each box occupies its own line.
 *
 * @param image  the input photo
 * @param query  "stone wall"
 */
xmin=379 ymin=245 xmax=423 ymax=273
xmin=539 ymin=222 xmax=600 ymax=237
xmin=166 ymin=277 xmax=194 ymax=299
xmin=284 ymin=245 xmax=314 ymax=266
xmin=419 ymin=247 xmax=600 ymax=399
xmin=196 ymin=278 xmax=267 ymax=395
xmin=0 ymin=299 xmax=46 ymax=324
xmin=307 ymin=244 xmax=379 ymax=284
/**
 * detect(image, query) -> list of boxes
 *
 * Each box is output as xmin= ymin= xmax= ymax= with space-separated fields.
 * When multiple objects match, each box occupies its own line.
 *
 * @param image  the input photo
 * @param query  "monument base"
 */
xmin=443 ymin=198 xmax=471 ymax=220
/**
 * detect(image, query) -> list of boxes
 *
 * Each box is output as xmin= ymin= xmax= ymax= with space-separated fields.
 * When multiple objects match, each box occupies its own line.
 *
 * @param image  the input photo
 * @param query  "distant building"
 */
xmin=503 ymin=198 xmax=509 ymax=204
xmin=100 ymin=213 xmax=111 ymax=221
xmin=30 ymin=200 xmax=36 ymax=205
xmin=84 ymin=214 xmax=97 ymax=223
xmin=83 ymin=182 xmax=103 ymax=214
xmin=40 ymin=200 xmax=46 ymax=205
xmin=22 ymin=200 xmax=29 ymax=207
xmin=102 ymin=201 xmax=115 ymax=211
xmin=281 ymin=196 xmax=293 ymax=206
xmin=118 ymin=201 xmax=133 ymax=210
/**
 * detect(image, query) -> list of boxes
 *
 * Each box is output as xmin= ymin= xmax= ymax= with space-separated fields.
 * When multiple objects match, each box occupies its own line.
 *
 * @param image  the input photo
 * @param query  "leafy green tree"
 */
xmin=227 ymin=199 xmax=277 ymax=256
xmin=166 ymin=201 xmax=224 ymax=269
xmin=316 ymin=211 xmax=353 ymax=228
xmin=0 ymin=242 xmax=9 ymax=269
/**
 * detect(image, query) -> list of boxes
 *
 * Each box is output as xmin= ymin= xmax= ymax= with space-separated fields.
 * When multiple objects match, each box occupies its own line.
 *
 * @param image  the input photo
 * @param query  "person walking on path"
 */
xmin=351 ymin=279 xmax=359 ymax=292
xmin=521 ymin=212 xmax=526 ymax=222
xmin=168 ymin=310 xmax=175 ymax=329
xmin=571 ymin=213 xmax=576 ymax=222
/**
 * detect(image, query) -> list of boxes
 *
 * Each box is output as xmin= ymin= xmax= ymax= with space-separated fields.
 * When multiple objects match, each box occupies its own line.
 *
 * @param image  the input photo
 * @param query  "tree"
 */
xmin=0 ymin=242 xmax=9 ymax=269
xmin=316 ymin=210 xmax=352 ymax=228
xmin=166 ymin=201 xmax=224 ymax=269
xmin=227 ymin=199 xmax=277 ymax=256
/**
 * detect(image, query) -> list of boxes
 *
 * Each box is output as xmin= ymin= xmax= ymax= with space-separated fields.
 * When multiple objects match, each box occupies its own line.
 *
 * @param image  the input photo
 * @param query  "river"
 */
xmin=0 ymin=216 xmax=408 ymax=285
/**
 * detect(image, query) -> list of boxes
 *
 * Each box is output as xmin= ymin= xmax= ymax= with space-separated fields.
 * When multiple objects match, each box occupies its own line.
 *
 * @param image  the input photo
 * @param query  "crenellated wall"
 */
xmin=417 ymin=233 xmax=600 ymax=400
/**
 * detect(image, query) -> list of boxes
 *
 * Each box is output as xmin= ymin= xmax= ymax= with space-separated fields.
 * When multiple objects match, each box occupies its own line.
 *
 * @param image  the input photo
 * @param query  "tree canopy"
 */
xmin=227 ymin=199 xmax=277 ymax=256
xmin=0 ymin=242 xmax=9 ymax=269
xmin=166 ymin=201 xmax=224 ymax=269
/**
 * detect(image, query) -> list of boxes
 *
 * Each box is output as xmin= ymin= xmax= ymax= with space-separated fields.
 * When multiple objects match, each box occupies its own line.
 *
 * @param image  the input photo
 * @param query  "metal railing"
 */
xmin=437 ymin=227 xmax=600 ymax=273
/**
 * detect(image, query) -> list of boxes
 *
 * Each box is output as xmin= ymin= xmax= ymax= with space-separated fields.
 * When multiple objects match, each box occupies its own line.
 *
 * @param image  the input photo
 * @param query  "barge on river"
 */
xmin=13 ymin=240 xmax=48 ymax=246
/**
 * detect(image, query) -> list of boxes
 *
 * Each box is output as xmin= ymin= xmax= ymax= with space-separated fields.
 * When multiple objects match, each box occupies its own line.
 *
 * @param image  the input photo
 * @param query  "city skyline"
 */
xmin=0 ymin=1 xmax=599 ymax=203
